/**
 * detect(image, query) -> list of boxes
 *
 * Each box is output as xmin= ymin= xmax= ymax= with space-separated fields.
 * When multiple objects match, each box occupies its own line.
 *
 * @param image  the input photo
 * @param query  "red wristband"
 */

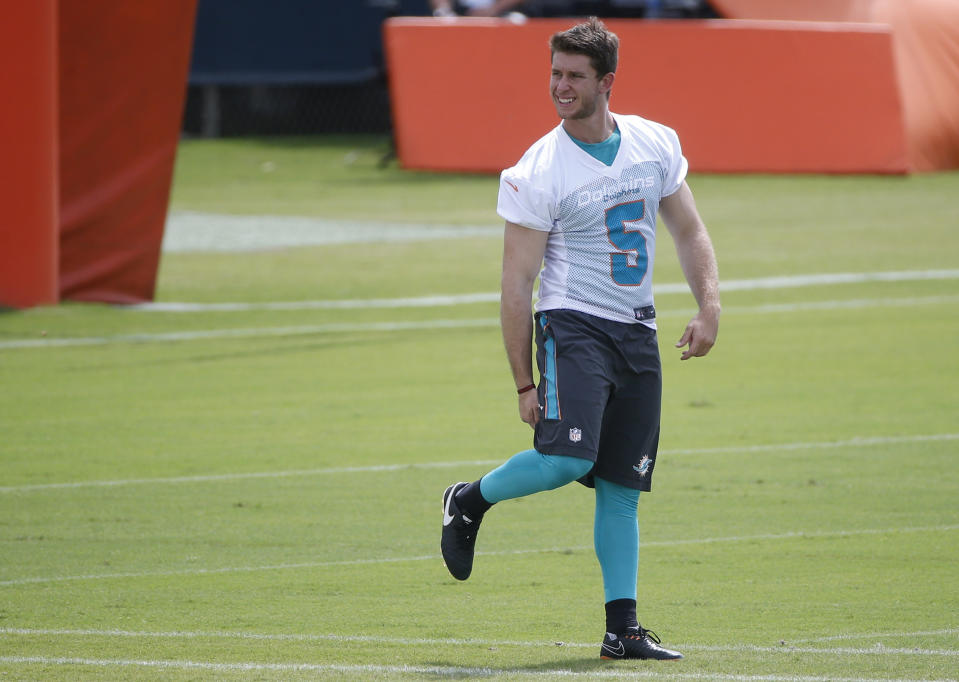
xmin=517 ymin=383 xmax=536 ymax=395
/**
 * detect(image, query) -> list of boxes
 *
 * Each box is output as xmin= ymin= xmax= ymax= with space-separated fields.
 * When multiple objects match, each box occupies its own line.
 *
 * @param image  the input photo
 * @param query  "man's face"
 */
xmin=549 ymin=51 xmax=608 ymax=121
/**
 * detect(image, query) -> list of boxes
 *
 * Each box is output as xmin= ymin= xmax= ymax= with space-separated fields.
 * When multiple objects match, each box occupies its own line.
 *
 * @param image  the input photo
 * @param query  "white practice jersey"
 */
xmin=497 ymin=112 xmax=687 ymax=328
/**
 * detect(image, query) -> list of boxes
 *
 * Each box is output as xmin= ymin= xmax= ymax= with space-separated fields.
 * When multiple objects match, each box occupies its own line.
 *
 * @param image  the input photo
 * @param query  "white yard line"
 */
xmin=130 ymin=269 xmax=959 ymax=313
xmin=1 ymin=433 xmax=955 ymax=494
xmin=3 ymin=293 xmax=958 ymax=350
xmin=130 ymin=292 xmax=501 ymax=312
xmin=0 ymin=318 xmax=501 ymax=350
xmin=0 ymin=655 xmax=955 ymax=680
xmin=1 ymin=525 xmax=955 ymax=588
xmin=715 ymin=269 xmax=959 ymax=291
xmin=161 ymin=212 xmax=502 ymax=252
xmin=794 ymin=629 xmax=959 ymax=644
xmin=2 ymin=627 xmax=956 ymax=655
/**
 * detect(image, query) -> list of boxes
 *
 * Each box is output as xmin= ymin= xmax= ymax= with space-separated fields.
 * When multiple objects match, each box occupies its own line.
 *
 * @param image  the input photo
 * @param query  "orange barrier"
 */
xmin=711 ymin=0 xmax=959 ymax=171
xmin=0 ymin=1 xmax=59 ymax=308
xmin=384 ymin=18 xmax=908 ymax=174
xmin=58 ymin=0 xmax=197 ymax=303
xmin=709 ymin=0 xmax=874 ymax=21
xmin=1 ymin=1 xmax=196 ymax=309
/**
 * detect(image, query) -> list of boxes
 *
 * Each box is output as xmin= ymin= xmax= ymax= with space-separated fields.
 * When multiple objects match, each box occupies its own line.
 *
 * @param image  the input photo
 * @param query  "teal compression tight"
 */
xmin=479 ymin=449 xmax=592 ymax=502
xmin=593 ymin=477 xmax=640 ymax=602
xmin=478 ymin=449 xmax=640 ymax=602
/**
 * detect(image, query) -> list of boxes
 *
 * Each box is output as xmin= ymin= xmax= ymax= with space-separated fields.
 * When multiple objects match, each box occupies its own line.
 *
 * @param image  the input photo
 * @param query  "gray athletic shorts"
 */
xmin=533 ymin=309 xmax=662 ymax=491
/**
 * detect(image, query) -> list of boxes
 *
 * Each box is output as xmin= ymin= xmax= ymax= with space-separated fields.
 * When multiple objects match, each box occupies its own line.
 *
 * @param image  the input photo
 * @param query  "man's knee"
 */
xmin=540 ymin=451 xmax=594 ymax=488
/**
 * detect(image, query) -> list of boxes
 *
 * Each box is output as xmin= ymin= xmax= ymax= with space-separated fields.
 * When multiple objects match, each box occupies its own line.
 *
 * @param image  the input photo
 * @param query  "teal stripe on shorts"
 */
xmin=539 ymin=314 xmax=560 ymax=420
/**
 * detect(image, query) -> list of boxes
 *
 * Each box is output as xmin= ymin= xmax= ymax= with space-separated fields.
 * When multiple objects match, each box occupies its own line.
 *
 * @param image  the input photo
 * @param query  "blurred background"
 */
xmin=181 ymin=0 xmax=719 ymax=138
xmin=1 ymin=0 xmax=956 ymax=309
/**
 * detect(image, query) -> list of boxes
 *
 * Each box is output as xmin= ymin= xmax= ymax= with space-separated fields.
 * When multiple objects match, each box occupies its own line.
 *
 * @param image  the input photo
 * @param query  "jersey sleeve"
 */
xmin=496 ymin=170 xmax=554 ymax=232
xmin=661 ymin=126 xmax=688 ymax=198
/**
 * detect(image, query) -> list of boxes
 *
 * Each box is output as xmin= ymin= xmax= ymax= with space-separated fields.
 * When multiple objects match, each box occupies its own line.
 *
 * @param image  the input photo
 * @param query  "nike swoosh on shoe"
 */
xmin=443 ymin=484 xmax=460 ymax=526
xmin=601 ymin=641 xmax=625 ymax=657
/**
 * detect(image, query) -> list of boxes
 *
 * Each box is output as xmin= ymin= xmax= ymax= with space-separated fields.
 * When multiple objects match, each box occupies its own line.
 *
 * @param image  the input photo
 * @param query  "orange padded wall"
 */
xmin=384 ymin=18 xmax=908 ymax=174
xmin=876 ymin=0 xmax=959 ymax=170
xmin=0 ymin=0 xmax=59 ymax=308
xmin=708 ymin=0 xmax=875 ymax=21
xmin=58 ymin=0 xmax=197 ymax=303
xmin=711 ymin=0 xmax=959 ymax=170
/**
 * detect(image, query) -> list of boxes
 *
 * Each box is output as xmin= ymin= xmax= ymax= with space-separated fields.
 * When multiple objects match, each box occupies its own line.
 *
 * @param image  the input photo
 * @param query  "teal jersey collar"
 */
xmin=567 ymin=126 xmax=621 ymax=166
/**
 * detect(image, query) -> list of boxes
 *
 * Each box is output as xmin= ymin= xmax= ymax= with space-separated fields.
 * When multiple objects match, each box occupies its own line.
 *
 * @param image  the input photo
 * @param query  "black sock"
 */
xmin=454 ymin=479 xmax=492 ymax=519
xmin=605 ymin=598 xmax=639 ymax=634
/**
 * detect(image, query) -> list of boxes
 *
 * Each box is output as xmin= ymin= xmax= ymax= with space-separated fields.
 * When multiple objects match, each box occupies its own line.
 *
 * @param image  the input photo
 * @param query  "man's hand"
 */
xmin=676 ymin=306 xmax=719 ymax=360
xmin=518 ymin=389 xmax=540 ymax=427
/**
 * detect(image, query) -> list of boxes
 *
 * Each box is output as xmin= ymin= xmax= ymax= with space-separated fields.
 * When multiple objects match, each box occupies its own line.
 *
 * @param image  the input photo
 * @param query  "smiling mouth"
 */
xmin=557 ymin=97 xmax=575 ymax=105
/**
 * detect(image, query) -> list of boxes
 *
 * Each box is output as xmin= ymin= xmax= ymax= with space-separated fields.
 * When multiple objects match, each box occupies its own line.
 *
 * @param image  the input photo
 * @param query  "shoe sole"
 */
xmin=599 ymin=656 xmax=683 ymax=661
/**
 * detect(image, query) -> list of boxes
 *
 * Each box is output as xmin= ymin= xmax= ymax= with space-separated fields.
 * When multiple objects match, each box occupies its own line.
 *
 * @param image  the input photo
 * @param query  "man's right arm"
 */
xmin=500 ymin=220 xmax=549 ymax=427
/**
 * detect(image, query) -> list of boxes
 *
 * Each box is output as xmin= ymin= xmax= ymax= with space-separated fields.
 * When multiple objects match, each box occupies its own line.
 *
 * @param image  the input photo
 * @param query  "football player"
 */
xmin=442 ymin=16 xmax=720 ymax=661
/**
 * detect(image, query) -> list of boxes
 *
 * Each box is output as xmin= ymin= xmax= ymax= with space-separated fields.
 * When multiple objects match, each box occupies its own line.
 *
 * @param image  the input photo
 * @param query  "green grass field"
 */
xmin=1 ymin=136 xmax=957 ymax=680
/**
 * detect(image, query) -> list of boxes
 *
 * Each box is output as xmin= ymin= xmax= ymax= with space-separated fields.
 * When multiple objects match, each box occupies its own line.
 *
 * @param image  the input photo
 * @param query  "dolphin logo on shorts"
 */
xmin=633 ymin=455 xmax=651 ymax=477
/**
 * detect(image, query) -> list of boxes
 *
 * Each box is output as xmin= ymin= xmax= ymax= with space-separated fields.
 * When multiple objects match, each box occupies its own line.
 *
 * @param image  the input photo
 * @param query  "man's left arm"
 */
xmin=660 ymin=181 xmax=720 ymax=360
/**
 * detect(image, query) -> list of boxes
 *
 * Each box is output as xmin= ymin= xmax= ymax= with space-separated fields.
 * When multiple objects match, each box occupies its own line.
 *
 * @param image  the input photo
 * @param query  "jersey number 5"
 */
xmin=605 ymin=200 xmax=648 ymax=286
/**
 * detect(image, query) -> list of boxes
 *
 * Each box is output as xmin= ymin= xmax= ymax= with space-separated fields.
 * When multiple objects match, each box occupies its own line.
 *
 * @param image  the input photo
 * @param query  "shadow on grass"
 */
xmin=241 ymin=135 xmax=496 ymax=185
xmin=421 ymin=655 xmax=650 ymax=678
xmin=243 ymin=134 xmax=391 ymax=150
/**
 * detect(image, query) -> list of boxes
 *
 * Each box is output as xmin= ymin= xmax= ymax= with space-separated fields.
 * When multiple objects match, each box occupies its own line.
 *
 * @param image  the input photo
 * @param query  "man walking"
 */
xmin=441 ymin=17 xmax=720 ymax=661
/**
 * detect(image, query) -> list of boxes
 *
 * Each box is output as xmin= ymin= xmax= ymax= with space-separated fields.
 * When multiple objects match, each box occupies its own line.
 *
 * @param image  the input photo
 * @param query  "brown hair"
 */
xmin=549 ymin=17 xmax=619 ymax=79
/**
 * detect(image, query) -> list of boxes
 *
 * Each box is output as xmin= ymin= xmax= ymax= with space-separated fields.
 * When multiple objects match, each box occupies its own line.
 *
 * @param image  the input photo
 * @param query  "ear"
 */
xmin=599 ymin=71 xmax=615 ymax=95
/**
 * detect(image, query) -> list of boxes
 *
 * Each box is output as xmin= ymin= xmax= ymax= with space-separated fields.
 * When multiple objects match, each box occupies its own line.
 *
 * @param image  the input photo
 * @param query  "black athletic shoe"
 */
xmin=441 ymin=482 xmax=483 ymax=580
xmin=600 ymin=626 xmax=684 ymax=660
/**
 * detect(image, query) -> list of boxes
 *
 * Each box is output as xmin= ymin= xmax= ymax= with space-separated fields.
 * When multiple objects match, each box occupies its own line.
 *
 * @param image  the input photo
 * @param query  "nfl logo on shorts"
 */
xmin=569 ymin=427 xmax=582 ymax=443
